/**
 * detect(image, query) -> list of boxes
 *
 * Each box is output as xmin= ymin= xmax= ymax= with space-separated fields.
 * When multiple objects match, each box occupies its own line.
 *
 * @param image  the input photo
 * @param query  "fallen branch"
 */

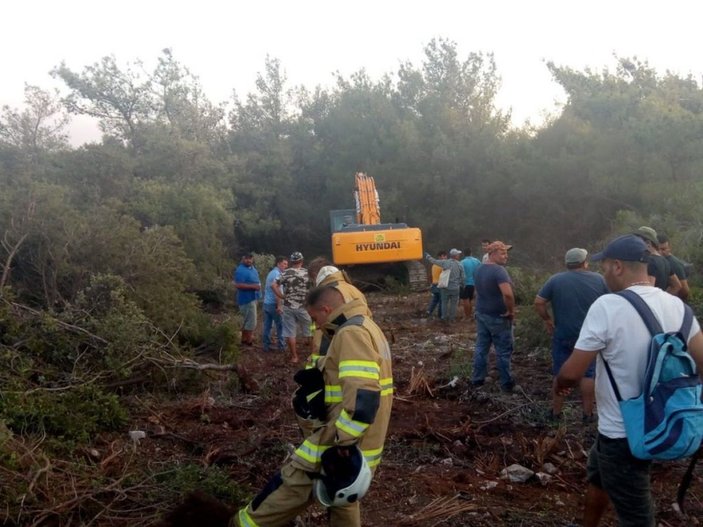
xmin=474 ymin=402 xmax=535 ymax=426
xmin=400 ymin=493 xmax=478 ymax=526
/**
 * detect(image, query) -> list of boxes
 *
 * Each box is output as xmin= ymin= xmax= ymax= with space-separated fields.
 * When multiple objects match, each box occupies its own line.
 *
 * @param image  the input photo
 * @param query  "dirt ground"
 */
xmin=147 ymin=291 xmax=702 ymax=526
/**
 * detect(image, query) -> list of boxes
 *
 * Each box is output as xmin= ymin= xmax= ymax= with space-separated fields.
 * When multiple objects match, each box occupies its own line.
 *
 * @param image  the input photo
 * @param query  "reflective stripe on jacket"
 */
xmin=293 ymin=298 xmax=392 ymax=471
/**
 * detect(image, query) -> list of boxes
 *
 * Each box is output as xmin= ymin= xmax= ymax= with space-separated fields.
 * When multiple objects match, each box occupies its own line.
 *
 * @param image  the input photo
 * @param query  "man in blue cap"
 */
xmin=555 ymin=234 xmax=703 ymax=526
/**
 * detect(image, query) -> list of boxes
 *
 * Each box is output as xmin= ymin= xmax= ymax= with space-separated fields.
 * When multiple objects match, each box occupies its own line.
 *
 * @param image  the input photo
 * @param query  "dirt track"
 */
xmin=152 ymin=291 xmax=702 ymax=526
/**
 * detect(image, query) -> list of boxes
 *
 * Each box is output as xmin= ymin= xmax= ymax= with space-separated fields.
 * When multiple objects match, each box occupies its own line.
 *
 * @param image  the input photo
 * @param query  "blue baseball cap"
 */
xmin=591 ymin=234 xmax=649 ymax=263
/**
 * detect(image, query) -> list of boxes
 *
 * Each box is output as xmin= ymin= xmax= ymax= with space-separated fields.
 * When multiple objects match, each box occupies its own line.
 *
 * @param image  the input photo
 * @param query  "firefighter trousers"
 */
xmin=232 ymin=461 xmax=360 ymax=527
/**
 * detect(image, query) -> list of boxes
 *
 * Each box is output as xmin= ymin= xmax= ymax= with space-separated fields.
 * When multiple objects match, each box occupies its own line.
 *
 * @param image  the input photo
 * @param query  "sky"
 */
xmin=2 ymin=0 xmax=702 ymax=145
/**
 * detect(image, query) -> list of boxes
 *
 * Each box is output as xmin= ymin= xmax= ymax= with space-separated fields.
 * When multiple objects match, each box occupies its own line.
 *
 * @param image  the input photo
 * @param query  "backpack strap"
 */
xmin=680 ymin=304 xmax=694 ymax=343
xmin=617 ymin=289 xmax=663 ymax=336
xmin=619 ymin=289 xmax=694 ymax=342
xmin=600 ymin=352 xmax=623 ymax=402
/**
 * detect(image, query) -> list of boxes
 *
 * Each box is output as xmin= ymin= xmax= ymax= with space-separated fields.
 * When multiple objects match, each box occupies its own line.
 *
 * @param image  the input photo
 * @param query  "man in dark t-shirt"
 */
xmin=534 ymin=248 xmax=609 ymax=421
xmin=472 ymin=241 xmax=516 ymax=392
xmin=634 ymin=226 xmax=681 ymax=295
xmin=658 ymin=234 xmax=689 ymax=302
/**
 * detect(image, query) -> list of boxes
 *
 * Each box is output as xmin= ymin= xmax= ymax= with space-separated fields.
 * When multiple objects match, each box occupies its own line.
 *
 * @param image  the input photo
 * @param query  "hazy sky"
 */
xmin=3 ymin=0 xmax=702 ymax=144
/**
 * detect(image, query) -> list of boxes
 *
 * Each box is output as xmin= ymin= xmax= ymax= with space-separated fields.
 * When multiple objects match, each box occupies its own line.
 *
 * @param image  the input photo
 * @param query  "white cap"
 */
xmin=449 ymin=248 xmax=462 ymax=257
xmin=316 ymin=265 xmax=340 ymax=286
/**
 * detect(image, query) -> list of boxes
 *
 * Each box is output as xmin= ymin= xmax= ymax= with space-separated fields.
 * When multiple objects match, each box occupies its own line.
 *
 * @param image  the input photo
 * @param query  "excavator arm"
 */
xmin=354 ymin=173 xmax=381 ymax=225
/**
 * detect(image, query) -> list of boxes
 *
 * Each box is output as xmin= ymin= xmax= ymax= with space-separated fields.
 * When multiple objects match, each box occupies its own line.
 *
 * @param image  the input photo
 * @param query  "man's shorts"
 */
xmin=552 ymin=336 xmax=595 ymax=378
xmin=586 ymin=434 xmax=654 ymax=526
xmin=459 ymin=285 xmax=475 ymax=300
xmin=239 ymin=301 xmax=257 ymax=331
xmin=282 ymin=306 xmax=313 ymax=339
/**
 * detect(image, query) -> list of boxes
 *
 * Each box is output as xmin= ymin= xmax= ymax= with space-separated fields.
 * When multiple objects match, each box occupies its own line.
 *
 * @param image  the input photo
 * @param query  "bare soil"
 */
xmin=146 ymin=291 xmax=703 ymax=526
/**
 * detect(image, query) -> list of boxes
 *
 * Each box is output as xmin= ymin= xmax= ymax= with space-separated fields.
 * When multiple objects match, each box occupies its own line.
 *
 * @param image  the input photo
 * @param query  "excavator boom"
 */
xmin=354 ymin=172 xmax=381 ymax=225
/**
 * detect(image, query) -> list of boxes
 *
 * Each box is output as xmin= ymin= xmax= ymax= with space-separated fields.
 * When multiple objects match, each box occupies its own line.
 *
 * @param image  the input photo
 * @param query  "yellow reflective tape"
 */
xmin=325 ymin=385 xmax=342 ymax=403
xmin=294 ymin=439 xmax=327 ymax=464
xmin=306 ymin=389 xmax=322 ymax=403
xmin=367 ymin=456 xmax=382 ymax=468
xmin=293 ymin=440 xmax=330 ymax=462
xmin=362 ymin=447 xmax=384 ymax=468
xmin=380 ymin=377 xmax=394 ymax=396
xmin=335 ymin=409 xmax=369 ymax=438
xmin=340 ymin=360 xmax=380 ymax=370
xmin=305 ymin=354 xmax=321 ymax=369
xmin=238 ymin=507 xmax=260 ymax=527
xmin=338 ymin=360 xmax=380 ymax=380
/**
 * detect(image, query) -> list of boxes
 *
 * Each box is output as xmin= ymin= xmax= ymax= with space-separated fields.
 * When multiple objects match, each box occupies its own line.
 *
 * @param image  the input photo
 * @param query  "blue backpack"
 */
xmin=602 ymin=290 xmax=703 ymax=460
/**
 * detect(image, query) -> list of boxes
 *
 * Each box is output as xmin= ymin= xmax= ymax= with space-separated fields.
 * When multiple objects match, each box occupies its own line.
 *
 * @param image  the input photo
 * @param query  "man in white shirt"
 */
xmin=555 ymin=234 xmax=703 ymax=527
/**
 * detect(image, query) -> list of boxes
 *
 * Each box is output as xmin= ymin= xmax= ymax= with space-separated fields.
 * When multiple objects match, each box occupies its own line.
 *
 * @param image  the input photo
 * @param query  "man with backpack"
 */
xmin=555 ymin=234 xmax=703 ymax=526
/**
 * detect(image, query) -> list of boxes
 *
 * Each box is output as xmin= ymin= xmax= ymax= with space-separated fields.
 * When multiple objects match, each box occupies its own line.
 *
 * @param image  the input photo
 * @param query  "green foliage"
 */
xmin=509 ymin=266 xmax=552 ymax=353
xmin=0 ymin=384 xmax=126 ymax=443
xmin=155 ymin=463 xmax=248 ymax=504
xmin=514 ymin=305 xmax=552 ymax=354
xmin=447 ymin=349 xmax=473 ymax=380
xmin=506 ymin=266 xmax=549 ymax=306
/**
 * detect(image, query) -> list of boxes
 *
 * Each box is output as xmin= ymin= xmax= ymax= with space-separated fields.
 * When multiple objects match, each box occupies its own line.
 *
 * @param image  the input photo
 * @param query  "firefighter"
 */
xmin=233 ymin=285 xmax=393 ymax=527
xmin=307 ymin=265 xmax=371 ymax=369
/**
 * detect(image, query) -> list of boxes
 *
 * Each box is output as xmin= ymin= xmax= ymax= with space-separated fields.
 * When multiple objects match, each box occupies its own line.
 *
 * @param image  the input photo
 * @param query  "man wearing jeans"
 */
xmin=262 ymin=256 xmax=288 ymax=352
xmin=471 ymin=241 xmax=515 ymax=392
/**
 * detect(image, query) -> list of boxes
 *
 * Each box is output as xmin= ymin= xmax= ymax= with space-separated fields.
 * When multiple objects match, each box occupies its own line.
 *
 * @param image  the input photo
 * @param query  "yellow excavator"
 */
xmin=329 ymin=173 xmax=425 ymax=289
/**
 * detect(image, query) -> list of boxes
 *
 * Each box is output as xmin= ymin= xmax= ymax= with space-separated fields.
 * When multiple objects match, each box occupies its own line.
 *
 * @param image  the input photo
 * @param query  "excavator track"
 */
xmin=405 ymin=260 xmax=429 ymax=291
xmin=343 ymin=260 xmax=428 ymax=292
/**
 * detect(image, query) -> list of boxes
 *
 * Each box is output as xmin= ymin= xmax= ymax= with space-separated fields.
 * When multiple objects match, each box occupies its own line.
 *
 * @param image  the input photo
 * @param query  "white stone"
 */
xmin=500 ymin=464 xmax=535 ymax=483
xmin=542 ymin=462 xmax=558 ymax=475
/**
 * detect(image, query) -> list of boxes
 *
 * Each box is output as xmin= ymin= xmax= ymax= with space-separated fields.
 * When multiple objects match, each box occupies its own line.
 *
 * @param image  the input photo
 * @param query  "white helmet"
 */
xmin=313 ymin=446 xmax=372 ymax=508
xmin=315 ymin=265 xmax=340 ymax=286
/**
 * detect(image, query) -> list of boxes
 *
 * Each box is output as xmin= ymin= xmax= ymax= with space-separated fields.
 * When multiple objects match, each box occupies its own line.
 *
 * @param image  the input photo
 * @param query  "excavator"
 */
xmin=329 ymin=173 xmax=425 ymax=290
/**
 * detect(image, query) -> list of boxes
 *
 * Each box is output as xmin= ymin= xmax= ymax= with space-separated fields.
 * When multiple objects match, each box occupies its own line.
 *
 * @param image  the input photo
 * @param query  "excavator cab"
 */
xmin=329 ymin=173 xmax=425 ymax=289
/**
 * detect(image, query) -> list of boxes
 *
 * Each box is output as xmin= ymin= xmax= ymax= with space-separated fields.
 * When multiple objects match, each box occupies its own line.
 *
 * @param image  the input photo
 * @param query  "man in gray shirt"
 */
xmin=425 ymin=248 xmax=465 ymax=323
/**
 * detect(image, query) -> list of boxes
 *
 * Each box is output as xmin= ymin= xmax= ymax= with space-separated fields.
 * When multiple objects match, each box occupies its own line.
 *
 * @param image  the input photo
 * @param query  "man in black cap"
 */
xmin=555 ymin=234 xmax=703 ymax=526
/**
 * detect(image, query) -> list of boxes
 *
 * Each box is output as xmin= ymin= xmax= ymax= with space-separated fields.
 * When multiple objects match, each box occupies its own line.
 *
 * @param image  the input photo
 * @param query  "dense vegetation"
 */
xmin=1 ymin=39 xmax=702 ymax=523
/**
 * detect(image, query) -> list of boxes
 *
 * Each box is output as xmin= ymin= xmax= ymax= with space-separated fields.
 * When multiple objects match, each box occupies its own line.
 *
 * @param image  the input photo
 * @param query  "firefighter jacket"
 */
xmin=309 ymin=271 xmax=372 ymax=367
xmin=292 ymin=298 xmax=392 ymax=473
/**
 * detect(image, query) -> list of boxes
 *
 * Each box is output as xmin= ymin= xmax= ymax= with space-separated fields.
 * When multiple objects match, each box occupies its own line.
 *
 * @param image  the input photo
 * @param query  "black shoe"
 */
xmin=582 ymin=413 xmax=596 ymax=424
xmin=471 ymin=380 xmax=485 ymax=388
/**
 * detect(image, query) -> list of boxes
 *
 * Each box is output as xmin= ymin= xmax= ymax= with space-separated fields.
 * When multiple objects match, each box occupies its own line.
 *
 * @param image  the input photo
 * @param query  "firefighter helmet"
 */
xmin=315 ymin=265 xmax=340 ymax=286
xmin=313 ymin=446 xmax=372 ymax=508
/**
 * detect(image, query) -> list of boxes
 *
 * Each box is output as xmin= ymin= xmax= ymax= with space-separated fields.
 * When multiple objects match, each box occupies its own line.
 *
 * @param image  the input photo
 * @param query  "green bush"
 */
xmin=515 ymin=305 xmax=551 ymax=354
xmin=155 ymin=463 xmax=248 ymax=504
xmin=506 ymin=266 xmax=550 ymax=306
xmin=0 ymin=384 xmax=127 ymax=443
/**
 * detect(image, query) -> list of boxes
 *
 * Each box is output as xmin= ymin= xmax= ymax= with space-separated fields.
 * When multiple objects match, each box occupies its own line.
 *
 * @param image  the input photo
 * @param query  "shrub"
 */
xmin=0 ymin=384 xmax=126 ymax=443
xmin=155 ymin=463 xmax=248 ymax=505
